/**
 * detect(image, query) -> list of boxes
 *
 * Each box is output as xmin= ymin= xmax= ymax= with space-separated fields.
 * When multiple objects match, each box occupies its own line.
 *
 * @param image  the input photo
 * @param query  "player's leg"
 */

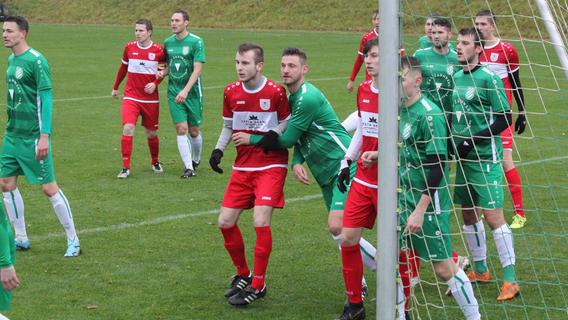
xmin=186 ymin=96 xmax=204 ymax=169
xmin=42 ymin=182 xmax=80 ymax=257
xmin=340 ymin=227 xmax=365 ymax=320
xmin=218 ymin=206 xmax=250 ymax=298
xmin=169 ymin=99 xmax=194 ymax=177
xmin=119 ymin=100 xmax=141 ymax=178
xmin=140 ymin=102 xmax=162 ymax=173
xmin=502 ymin=142 xmax=525 ymax=228
xmin=0 ymin=177 xmax=28 ymax=250
xmin=433 ymin=260 xmax=480 ymax=320
xmin=462 ymin=206 xmax=489 ymax=281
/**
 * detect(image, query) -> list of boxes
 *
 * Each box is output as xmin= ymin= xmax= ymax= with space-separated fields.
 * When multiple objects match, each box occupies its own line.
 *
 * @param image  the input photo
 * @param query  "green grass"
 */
xmin=0 ymin=23 xmax=565 ymax=319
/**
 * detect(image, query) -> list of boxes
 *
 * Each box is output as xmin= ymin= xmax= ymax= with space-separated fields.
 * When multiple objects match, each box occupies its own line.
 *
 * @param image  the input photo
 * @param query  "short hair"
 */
xmin=372 ymin=9 xmax=379 ymax=17
xmin=432 ymin=17 xmax=452 ymax=31
xmin=173 ymin=9 xmax=189 ymax=21
xmin=282 ymin=47 xmax=307 ymax=65
xmin=238 ymin=43 xmax=264 ymax=64
xmin=135 ymin=19 xmax=153 ymax=32
xmin=4 ymin=16 xmax=29 ymax=33
xmin=401 ymin=56 xmax=422 ymax=75
xmin=362 ymin=38 xmax=378 ymax=55
xmin=476 ymin=9 xmax=496 ymax=25
xmin=458 ymin=27 xmax=485 ymax=48
xmin=427 ymin=12 xmax=443 ymax=20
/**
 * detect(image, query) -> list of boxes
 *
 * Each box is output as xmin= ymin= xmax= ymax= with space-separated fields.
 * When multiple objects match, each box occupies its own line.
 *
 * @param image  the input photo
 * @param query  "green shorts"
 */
xmin=168 ymin=95 xmax=203 ymax=126
xmin=0 ymin=209 xmax=15 ymax=310
xmin=454 ymin=160 xmax=504 ymax=209
xmin=0 ymin=135 xmax=56 ymax=184
xmin=320 ymin=162 xmax=356 ymax=212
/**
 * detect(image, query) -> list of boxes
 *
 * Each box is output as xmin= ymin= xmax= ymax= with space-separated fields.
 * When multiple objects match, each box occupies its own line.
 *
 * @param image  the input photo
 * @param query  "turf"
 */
xmin=0 ymin=23 xmax=565 ymax=319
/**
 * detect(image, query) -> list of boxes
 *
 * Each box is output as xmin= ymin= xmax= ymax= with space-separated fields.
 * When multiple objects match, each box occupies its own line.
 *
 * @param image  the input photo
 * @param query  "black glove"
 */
xmin=456 ymin=138 xmax=474 ymax=159
xmin=256 ymin=130 xmax=280 ymax=153
xmin=337 ymin=159 xmax=352 ymax=193
xmin=209 ymin=149 xmax=224 ymax=174
xmin=515 ymin=113 xmax=526 ymax=135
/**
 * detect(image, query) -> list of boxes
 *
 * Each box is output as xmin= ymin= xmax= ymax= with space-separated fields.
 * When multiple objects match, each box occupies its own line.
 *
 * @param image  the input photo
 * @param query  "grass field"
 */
xmin=0 ymin=23 xmax=566 ymax=320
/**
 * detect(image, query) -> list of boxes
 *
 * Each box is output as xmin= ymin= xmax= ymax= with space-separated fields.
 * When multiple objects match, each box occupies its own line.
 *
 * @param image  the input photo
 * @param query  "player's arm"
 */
xmin=175 ymin=61 xmax=203 ymax=104
xmin=347 ymin=53 xmax=364 ymax=93
xmin=341 ymin=111 xmax=359 ymax=132
xmin=291 ymin=146 xmax=310 ymax=185
xmin=508 ymin=69 xmax=527 ymax=134
xmin=337 ymin=116 xmax=362 ymax=193
xmin=112 ymin=47 xmax=129 ymax=98
xmin=0 ymin=221 xmax=18 ymax=291
xmin=210 ymin=118 xmax=232 ymax=174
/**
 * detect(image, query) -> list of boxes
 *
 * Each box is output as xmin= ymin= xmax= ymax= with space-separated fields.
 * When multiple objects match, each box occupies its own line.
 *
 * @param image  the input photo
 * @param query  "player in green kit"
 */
xmin=228 ymin=48 xmax=378 ymax=290
xmin=0 ymin=204 xmax=19 ymax=317
xmin=452 ymin=27 xmax=519 ymax=301
xmin=1 ymin=16 xmax=80 ymax=257
xmin=158 ymin=10 xmax=206 ymax=178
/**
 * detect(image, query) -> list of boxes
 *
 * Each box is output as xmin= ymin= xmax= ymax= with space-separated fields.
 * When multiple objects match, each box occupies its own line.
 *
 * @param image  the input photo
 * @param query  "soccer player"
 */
xmin=346 ymin=9 xmax=379 ymax=93
xmin=112 ymin=19 xmax=166 ymax=179
xmin=232 ymin=47 xmax=378 ymax=295
xmin=210 ymin=43 xmax=290 ymax=306
xmin=418 ymin=13 xmax=442 ymax=49
xmin=1 ymin=16 xmax=80 ymax=257
xmin=158 ymin=10 xmax=205 ymax=178
xmin=475 ymin=9 xmax=527 ymax=229
xmin=0 ymin=204 xmax=19 ymax=316
xmin=453 ymin=27 xmax=519 ymax=301
xmin=398 ymin=56 xmax=480 ymax=320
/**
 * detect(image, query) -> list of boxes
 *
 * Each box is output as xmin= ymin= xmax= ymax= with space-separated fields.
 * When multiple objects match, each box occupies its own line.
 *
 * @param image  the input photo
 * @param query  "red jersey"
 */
xmin=223 ymin=78 xmax=290 ymax=171
xmin=350 ymin=29 xmax=379 ymax=82
xmin=354 ymin=80 xmax=379 ymax=188
xmin=479 ymin=39 xmax=519 ymax=104
xmin=114 ymin=41 xmax=166 ymax=103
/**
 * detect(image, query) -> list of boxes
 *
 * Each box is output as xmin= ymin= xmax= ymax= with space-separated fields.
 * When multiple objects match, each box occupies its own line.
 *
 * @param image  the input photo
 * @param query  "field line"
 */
xmin=34 ymin=194 xmax=323 ymax=241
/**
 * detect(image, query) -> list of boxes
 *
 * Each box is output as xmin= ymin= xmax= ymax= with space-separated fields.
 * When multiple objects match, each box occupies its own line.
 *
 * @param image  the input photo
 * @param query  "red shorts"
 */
xmin=121 ymin=98 xmax=159 ymax=130
xmin=501 ymin=124 xmax=513 ymax=150
xmin=222 ymin=167 xmax=287 ymax=209
xmin=343 ymin=180 xmax=377 ymax=229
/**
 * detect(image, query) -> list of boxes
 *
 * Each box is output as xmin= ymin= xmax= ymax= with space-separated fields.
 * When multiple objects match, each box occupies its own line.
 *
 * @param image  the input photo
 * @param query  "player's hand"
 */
xmin=111 ymin=89 xmax=120 ymax=99
xmin=456 ymin=138 xmax=474 ymax=159
xmin=0 ymin=266 xmax=19 ymax=291
xmin=292 ymin=164 xmax=310 ymax=185
xmin=175 ymin=89 xmax=188 ymax=104
xmin=156 ymin=70 xmax=165 ymax=80
xmin=337 ymin=159 xmax=352 ymax=193
xmin=144 ymin=82 xmax=157 ymax=94
xmin=232 ymin=132 xmax=251 ymax=146
xmin=346 ymin=80 xmax=355 ymax=93
xmin=404 ymin=209 xmax=425 ymax=234
xmin=36 ymin=134 xmax=49 ymax=160
xmin=515 ymin=113 xmax=527 ymax=135
xmin=361 ymin=151 xmax=378 ymax=167
xmin=209 ymin=149 xmax=224 ymax=174
xmin=256 ymin=130 xmax=280 ymax=153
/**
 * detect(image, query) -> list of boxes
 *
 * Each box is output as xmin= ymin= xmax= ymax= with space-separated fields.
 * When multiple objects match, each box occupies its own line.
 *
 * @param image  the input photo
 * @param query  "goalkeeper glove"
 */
xmin=515 ymin=113 xmax=527 ymax=134
xmin=337 ymin=159 xmax=352 ymax=193
xmin=209 ymin=149 xmax=224 ymax=174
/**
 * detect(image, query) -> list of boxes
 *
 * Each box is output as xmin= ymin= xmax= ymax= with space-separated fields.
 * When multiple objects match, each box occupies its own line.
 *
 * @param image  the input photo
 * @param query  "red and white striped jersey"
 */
xmin=223 ymin=78 xmax=290 ymax=171
xmin=353 ymin=80 xmax=379 ymax=188
xmin=479 ymin=39 xmax=519 ymax=104
xmin=117 ymin=41 xmax=166 ymax=103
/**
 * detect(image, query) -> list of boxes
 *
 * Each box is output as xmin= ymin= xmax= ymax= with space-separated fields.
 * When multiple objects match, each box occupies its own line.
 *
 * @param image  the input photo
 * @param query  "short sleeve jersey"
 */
xmin=354 ymin=80 xmax=379 ymax=188
xmin=399 ymin=96 xmax=450 ymax=207
xmin=5 ymin=48 xmax=51 ymax=137
xmin=451 ymin=66 xmax=511 ymax=161
xmin=357 ymin=29 xmax=378 ymax=81
xmin=164 ymin=33 xmax=206 ymax=98
xmin=413 ymin=47 xmax=460 ymax=112
xmin=223 ymin=78 xmax=290 ymax=171
xmin=121 ymin=41 xmax=166 ymax=103
xmin=479 ymin=39 xmax=519 ymax=104
xmin=288 ymin=81 xmax=352 ymax=186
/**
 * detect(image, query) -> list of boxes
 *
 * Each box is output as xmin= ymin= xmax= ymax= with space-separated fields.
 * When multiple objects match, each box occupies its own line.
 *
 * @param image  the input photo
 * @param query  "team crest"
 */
xmin=447 ymin=65 xmax=454 ymax=75
xmin=465 ymin=87 xmax=476 ymax=100
xmin=15 ymin=67 xmax=23 ymax=80
xmin=182 ymin=46 xmax=190 ymax=55
xmin=260 ymin=99 xmax=271 ymax=110
xmin=490 ymin=53 xmax=499 ymax=62
xmin=148 ymin=53 xmax=155 ymax=60
xmin=402 ymin=123 xmax=412 ymax=140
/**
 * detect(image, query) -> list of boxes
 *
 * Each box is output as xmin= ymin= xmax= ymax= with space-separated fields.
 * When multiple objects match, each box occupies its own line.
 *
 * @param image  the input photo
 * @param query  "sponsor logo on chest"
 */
xmin=361 ymin=111 xmax=379 ymax=137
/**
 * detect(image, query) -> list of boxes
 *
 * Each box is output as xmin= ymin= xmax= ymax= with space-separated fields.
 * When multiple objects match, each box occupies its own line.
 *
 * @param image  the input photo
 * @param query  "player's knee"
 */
xmin=145 ymin=130 xmax=157 ymax=139
xmin=41 ymin=183 xmax=59 ymax=197
xmin=175 ymin=124 xmax=188 ymax=135
xmin=340 ymin=232 xmax=359 ymax=246
xmin=188 ymin=126 xmax=200 ymax=138
xmin=0 ymin=179 xmax=16 ymax=192
xmin=122 ymin=125 xmax=135 ymax=136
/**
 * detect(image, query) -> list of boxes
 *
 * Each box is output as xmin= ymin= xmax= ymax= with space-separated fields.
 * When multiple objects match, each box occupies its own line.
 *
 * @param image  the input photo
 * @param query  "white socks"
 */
xmin=3 ymin=188 xmax=27 ymax=241
xmin=463 ymin=220 xmax=487 ymax=263
xmin=176 ymin=135 xmax=193 ymax=170
xmin=332 ymin=234 xmax=377 ymax=271
xmin=397 ymin=280 xmax=406 ymax=320
xmin=493 ymin=224 xmax=516 ymax=267
xmin=190 ymin=133 xmax=203 ymax=163
xmin=49 ymin=191 xmax=78 ymax=244
xmin=447 ymin=269 xmax=481 ymax=320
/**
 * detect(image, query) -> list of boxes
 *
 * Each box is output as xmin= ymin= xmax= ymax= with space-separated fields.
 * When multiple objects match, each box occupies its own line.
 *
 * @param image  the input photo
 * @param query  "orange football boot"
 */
xmin=497 ymin=282 xmax=520 ymax=301
xmin=467 ymin=271 xmax=491 ymax=283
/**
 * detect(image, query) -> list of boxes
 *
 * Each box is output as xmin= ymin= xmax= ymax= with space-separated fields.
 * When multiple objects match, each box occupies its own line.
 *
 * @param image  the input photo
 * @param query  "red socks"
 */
xmin=251 ymin=226 xmax=272 ymax=290
xmin=341 ymin=244 xmax=363 ymax=304
xmin=399 ymin=248 xmax=420 ymax=310
xmin=147 ymin=136 xmax=160 ymax=164
xmin=121 ymin=135 xmax=133 ymax=169
xmin=505 ymin=167 xmax=525 ymax=217
xmin=220 ymin=225 xmax=250 ymax=277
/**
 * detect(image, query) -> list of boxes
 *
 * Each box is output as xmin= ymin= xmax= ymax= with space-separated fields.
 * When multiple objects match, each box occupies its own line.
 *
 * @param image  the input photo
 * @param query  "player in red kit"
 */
xmin=476 ymin=10 xmax=528 ymax=228
xmin=209 ymin=43 xmax=290 ymax=306
xmin=112 ymin=19 xmax=166 ymax=179
xmin=346 ymin=9 xmax=379 ymax=93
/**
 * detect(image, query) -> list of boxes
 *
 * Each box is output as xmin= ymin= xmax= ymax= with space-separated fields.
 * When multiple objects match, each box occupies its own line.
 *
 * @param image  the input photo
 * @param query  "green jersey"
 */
xmin=6 ymin=48 xmax=52 ymax=137
xmin=164 ymin=33 xmax=206 ymax=99
xmin=413 ymin=47 xmax=460 ymax=112
xmin=288 ymin=82 xmax=351 ymax=186
xmin=451 ymin=65 xmax=510 ymax=161
xmin=399 ymin=96 xmax=451 ymax=212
